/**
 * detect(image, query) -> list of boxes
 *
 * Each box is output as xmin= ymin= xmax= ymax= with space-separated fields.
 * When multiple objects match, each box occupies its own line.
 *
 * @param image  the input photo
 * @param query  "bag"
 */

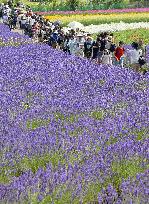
xmin=109 ymin=44 xmax=116 ymax=52
xmin=138 ymin=56 xmax=146 ymax=66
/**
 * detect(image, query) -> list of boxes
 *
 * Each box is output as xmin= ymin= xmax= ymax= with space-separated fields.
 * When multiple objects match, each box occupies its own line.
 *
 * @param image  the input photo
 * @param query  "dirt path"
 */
xmin=12 ymin=28 xmax=23 ymax=35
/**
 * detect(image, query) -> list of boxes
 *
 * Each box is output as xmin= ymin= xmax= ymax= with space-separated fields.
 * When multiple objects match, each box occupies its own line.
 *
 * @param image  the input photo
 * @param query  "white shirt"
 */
xmin=105 ymin=41 xmax=111 ymax=50
xmin=128 ymin=49 xmax=142 ymax=64
xmin=2 ymin=15 xmax=8 ymax=23
xmin=29 ymin=18 xmax=35 ymax=26
xmin=17 ymin=15 xmax=22 ymax=22
xmin=68 ymin=39 xmax=78 ymax=54
xmin=26 ymin=16 xmax=31 ymax=24
xmin=21 ymin=19 xmax=26 ymax=25
xmin=101 ymin=54 xmax=112 ymax=65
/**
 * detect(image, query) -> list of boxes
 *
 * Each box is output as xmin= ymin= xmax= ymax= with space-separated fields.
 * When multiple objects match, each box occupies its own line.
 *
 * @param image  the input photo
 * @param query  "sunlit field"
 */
xmin=0 ymin=23 xmax=149 ymax=203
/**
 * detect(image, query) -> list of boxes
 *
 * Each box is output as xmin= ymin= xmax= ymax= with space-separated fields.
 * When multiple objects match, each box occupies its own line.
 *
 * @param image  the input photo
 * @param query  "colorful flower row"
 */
xmin=37 ymin=7 xmax=149 ymax=15
xmin=44 ymin=12 xmax=149 ymax=26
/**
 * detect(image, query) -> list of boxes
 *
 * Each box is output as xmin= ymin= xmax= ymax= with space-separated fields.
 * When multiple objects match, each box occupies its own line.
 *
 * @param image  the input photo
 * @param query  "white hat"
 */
xmin=79 ymin=43 xmax=84 ymax=46
xmin=77 ymin=34 xmax=83 ymax=37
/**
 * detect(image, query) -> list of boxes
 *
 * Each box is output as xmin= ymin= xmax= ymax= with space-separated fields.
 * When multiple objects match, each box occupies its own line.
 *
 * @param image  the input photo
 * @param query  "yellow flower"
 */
xmin=44 ymin=12 xmax=149 ymax=26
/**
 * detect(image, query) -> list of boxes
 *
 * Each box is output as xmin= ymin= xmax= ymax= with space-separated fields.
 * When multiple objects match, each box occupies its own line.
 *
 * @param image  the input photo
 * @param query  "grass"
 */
xmin=26 ymin=118 xmax=50 ymax=130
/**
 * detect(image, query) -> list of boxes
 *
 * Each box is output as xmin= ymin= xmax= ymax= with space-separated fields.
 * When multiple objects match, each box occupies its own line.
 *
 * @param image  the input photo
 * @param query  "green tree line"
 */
xmin=48 ymin=0 xmax=149 ymax=11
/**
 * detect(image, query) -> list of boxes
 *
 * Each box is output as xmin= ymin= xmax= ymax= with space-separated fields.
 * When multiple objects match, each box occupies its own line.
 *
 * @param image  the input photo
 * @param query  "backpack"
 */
xmin=100 ymin=39 xmax=106 ymax=51
xmin=109 ymin=44 xmax=116 ymax=52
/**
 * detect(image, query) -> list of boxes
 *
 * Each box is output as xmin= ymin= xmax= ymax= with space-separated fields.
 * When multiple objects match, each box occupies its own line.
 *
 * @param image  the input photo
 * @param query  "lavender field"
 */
xmin=0 ymin=24 xmax=149 ymax=204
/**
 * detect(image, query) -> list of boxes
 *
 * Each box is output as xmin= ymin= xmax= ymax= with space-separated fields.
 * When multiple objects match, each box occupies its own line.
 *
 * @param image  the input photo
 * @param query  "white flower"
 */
xmin=82 ymin=22 xmax=149 ymax=34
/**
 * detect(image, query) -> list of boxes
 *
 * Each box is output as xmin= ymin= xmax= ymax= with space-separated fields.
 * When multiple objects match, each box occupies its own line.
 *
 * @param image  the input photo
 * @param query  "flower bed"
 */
xmin=0 ymin=24 xmax=33 ymax=46
xmin=37 ymin=7 xmax=149 ymax=15
xmin=0 ymin=39 xmax=148 ymax=203
xmin=83 ymin=22 xmax=149 ymax=34
xmin=111 ymin=28 xmax=149 ymax=45
xmin=44 ymin=12 xmax=149 ymax=26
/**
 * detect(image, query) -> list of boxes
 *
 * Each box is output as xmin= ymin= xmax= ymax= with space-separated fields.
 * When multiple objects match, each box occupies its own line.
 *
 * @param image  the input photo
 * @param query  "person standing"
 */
xmin=75 ymin=43 xmax=84 ymax=57
xmin=98 ymin=33 xmax=107 ymax=63
xmin=114 ymin=41 xmax=125 ymax=68
xmin=8 ymin=15 xmax=13 ymax=30
xmin=138 ymin=39 xmax=146 ymax=57
xmin=92 ymin=37 xmax=100 ymax=63
xmin=128 ymin=42 xmax=143 ymax=71
xmin=68 ymin=35 xmax=77 ymax=55
xmin=84 ymin=36 xmax=93 ymax=59
xmin=2 ymin=12 xmax=8 ymax=24
xmin=12 ymin=13 xmax=17 ymax=29
xmin=20 ymin=14 xmax=26 ymax=34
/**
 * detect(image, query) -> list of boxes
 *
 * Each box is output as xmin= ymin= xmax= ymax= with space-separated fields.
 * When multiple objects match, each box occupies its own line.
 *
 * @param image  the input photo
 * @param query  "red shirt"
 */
xmin=115 ymin=47 xmax=125 ymax=61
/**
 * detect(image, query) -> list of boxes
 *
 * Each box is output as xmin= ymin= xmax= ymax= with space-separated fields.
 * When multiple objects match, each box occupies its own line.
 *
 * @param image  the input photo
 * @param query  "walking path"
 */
xmin=12 ymin=28 xmax=23 ymax=35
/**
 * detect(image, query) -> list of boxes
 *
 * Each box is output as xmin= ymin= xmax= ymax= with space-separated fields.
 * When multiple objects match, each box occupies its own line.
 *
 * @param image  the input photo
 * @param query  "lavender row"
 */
xmin=0 ymin=40 xmax=148 ymax=203
xmin=0 ymin=23 xmax=33 ymax=46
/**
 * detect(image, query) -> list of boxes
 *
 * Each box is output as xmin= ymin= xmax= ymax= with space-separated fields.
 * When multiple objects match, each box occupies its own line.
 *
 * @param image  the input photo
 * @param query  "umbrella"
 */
xmin=67 ymin=21 xmax=84 ymax=29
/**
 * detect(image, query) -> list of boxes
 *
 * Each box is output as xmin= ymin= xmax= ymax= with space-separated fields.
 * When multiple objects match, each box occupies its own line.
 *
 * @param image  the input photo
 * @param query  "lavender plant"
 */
xmin=0 ymin=25 xmax=148 ymax=204
xmin=0 ymin=24 xmax=33 ymax=46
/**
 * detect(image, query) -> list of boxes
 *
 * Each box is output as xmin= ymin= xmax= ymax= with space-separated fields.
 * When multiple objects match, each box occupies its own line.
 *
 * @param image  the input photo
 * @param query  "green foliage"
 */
xmin=0 ymin=0 xmax=147 ymax=11
xmin=54 ymin=112 xmax=65 ymax=121
xmin=105 ymin=136 xmax=118 ymax=146
xmin=92 ymin=0 xmax=123 ymax=8
xmin=0 ymin=150 xmax=66 ymax=183
xmin=133 ymin=128 xmax=149 ymax=141
xmin=99 ymin=79 xmax=105 ymax=85
xmin=90 ymin=110 xmax=105 ymax=120
xmin=65 ymin=0 xmax=79 ymax=11
xmin=111 ymin=157 xmax=146 ymax=189
xmin=26 ymin=118 xmax=50 ymax=130
xmin=69 ymin=127 xmax=83 ymax=137
xmin=114 ymin=28 xmax=149 ymax=45
xmin=65 ymin=113 xmax=79 ymax=123
xmin=22 ymin=102 xmax=30 ymax=110
xmin=40 ymin=195 xmax=52 ymax=204
xmin=68 ymin=150 xmax=84 ymax=166
xmin=54 ymin=191 xmax=72 ymax=204
xmin=29 ymin=192 xmax=40 ymax=204
xmin=83 ymin=182 xmax=102 ymax=203
xmin=0 ymin=170 xmax=10 ymax=184
xmin=54 ymin=112 xmax=79 ymax=124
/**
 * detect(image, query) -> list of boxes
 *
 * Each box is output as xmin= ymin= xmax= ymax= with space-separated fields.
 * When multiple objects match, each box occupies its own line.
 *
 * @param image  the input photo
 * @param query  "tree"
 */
xmin=66 ymin=0 xmax=79 ymax=11
xmin=92 ymin=0 xmax=124 ymax=9
xmin=92 ymin=0 xmax=103 ymax=4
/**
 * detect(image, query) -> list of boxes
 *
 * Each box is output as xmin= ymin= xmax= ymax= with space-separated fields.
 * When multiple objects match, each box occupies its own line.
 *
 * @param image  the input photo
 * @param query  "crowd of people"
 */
xmin=0 ymin=1 xmax=147 ymax=73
